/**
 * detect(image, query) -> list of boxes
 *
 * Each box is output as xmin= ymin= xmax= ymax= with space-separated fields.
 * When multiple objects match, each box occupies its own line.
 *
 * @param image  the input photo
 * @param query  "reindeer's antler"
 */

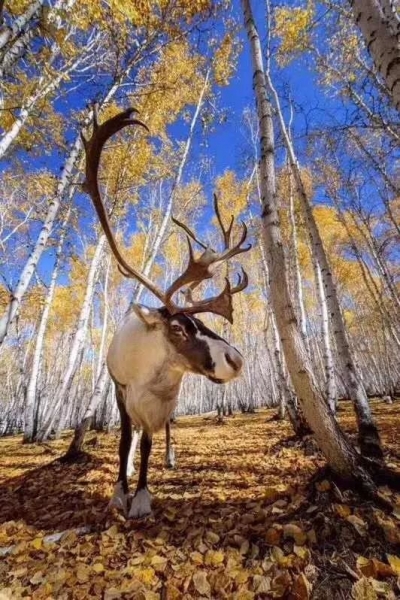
xmin=81 ymin=105 xmax=170 ymax=306
xmin=82 ymin=107 xmax=251 ymax=322
xmin=165 ymin=194 xmax=251 ymax=322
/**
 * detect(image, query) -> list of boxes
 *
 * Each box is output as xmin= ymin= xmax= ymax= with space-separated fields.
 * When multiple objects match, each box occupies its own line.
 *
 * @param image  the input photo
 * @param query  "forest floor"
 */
xmin=0 ymin=401 xmax=399 ymax=600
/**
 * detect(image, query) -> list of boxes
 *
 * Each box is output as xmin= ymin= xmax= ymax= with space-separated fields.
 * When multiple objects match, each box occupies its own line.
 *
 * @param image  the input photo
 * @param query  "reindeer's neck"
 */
xmin=107 ymin=311 xmax=182 ymax=388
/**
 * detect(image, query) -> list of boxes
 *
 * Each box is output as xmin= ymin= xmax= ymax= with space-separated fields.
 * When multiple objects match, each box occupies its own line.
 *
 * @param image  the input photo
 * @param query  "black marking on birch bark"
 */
xmin=387 ymin=56 xmax=400 ymax=78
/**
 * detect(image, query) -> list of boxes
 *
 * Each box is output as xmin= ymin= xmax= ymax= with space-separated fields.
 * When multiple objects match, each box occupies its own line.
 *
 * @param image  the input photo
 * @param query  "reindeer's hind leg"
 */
xmin=109 ymin=383 xmax=131 ymax=516
xmin=128 ymin=430 xmax=153 ymax=518
xmin=165 ymin=420 xmax=175 ymax=468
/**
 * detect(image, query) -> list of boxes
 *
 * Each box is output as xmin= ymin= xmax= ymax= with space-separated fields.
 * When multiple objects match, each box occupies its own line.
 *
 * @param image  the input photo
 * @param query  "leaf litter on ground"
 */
xmin=0 ymin=400 xmax=399 ymax=599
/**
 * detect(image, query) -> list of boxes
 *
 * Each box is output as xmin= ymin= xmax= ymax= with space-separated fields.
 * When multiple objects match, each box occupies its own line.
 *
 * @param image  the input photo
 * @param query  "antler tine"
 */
xmin=231 ymin=268 xmax=249 ymax=294
xmin=165 ymin=195 xmax=251 ymax=310
xmin=177 ymin=268 xmax=249 ymax=323
xmin=82 ymin=106 xmax=169 ymax=307
xmin=164 ymin=235 xmax=215 ymax=303
xmin=181 ymin=279 xmax=235 ymax=323
xmin=171 ymin=216 xmax=208 ymax=250
xmin=213 ymin=193 xmax=234 ymax=248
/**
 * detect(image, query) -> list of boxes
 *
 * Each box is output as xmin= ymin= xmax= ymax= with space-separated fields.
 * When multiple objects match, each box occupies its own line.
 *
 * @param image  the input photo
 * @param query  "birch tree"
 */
xmin=263 ymin=9 xmax=383 ymax=459
xmin=23 ymin=206 xmax=71 ymax=443
xmin=349 ymin=0 xmax=400 ymax=110
xmin=241 ymin=0 xmax=380 ymax=487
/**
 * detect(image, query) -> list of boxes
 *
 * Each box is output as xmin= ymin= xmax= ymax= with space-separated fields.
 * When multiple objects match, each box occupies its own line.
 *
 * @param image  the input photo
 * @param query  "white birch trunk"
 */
xmin=23 ymin=208 xmax=71 ymax=443
xmin=0 ymin=0 xmax=43 ymax=50
xmin=288 ymin=171 xmax=309 ymax=352
xmin=0 ymin=77 xmax=126 ymax=344
xmin=264 ymin=34 xmax=383 ymax=459
xmin=0 ymin=36 xmax=96 ymax=160
xmin=135 ymin=68 xmax=211 ymax=304
xmin=350 ymin=0 xmax=400 ymax=110
xmin=242 ymin=0 xmax=367 ymax=480
xmin=312 ymin=255 xmax=337 ymax=412
xmin=37 ymin=235 xmax=106 ymax=441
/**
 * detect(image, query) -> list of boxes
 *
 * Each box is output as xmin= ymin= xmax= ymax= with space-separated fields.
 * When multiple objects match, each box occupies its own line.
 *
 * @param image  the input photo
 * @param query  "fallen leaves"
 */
xmin=193 ymin=571 xmax=211 ymax=596
xmin=0 ymin=402 xmax=399 ymax=599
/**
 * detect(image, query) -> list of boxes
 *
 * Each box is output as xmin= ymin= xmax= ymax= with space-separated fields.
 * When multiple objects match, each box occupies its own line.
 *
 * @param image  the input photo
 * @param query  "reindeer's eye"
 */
xmin=171 ymin=324 xmax=183 ymax=334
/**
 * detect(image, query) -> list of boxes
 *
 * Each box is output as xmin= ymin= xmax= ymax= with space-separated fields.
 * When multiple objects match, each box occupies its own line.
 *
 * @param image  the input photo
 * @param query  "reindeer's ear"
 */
xmin=133 ymin=305 xmax=165 ymax=328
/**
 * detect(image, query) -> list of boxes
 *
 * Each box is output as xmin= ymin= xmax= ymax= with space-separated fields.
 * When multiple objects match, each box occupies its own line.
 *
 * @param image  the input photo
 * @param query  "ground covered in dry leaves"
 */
xmin=0 ymin=401 xmax=399 ymax=599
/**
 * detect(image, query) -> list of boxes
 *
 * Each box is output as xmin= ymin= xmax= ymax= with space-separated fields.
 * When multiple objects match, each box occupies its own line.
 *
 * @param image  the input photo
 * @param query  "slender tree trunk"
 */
xmin=0 ymin=0 xmax=43 ymax=50
xmin=0 ymin=75 xmax=128 ymax=345
xmin=23 ymin=208 xmax=71 ymax=443
xmin=37 ymin=236 xmax=106 ymax=441
xmin=242 ymin=0 xmax=376 ymax=482
xmin=312 ymin=255 xmax=337 ymax=412
xmin=287 ymin=169 xmax=309 ymax=352
xmin=349 ymin=0 xmax=400 ymax=110
xmin=264 ymin=35 xmax=383 ymax=459
xmin=0 ymin=40 xmax=94 ymax=160
xmin=134 ymin=67 xmax=211 ymax=304
xmin=63 ymin=365 xmax=110 ymax=460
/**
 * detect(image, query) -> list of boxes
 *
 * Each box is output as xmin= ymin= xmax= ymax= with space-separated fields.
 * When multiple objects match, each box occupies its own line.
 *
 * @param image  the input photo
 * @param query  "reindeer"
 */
xmin=82 ymin=108 xmax=251 ymax=518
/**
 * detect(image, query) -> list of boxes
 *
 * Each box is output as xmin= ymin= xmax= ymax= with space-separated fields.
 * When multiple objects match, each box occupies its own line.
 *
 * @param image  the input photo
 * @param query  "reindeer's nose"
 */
xmin=225 ymin=351 xmax=243 ymax=373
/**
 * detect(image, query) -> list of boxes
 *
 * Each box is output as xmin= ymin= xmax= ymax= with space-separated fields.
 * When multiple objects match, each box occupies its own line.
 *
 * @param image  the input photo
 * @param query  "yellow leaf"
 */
xmin=205 ymin=530 xmax=220 ymax=544
xmin=351 ymin=578 xmax=378 ymax=600
xmin=315 ymin=480 xmax=331 ymax=492
xmin=235 ymin=570 xmax=249 ymax=584
xmin=387 ymin=554 xmax=400 ymax=575
xmin=151 ymin=555 xmax=167 ymax=571
xmin=283 ymin=523 xmax=307 ymax=545
xmin=253 ymin=575 xmax=271 ymax=594
xmin=193 ymin=571 xmax=211 ymax=597
xmin=92 ymin=563 xmax=105 ymax=573
xmin=136 ymin=567 xmax=156 ymax=586
xmin=31 ymin=537 xmax=43 ymax=550
xmin=334 ymin=504 xmax=352 ymax=518
xmin=205 ymin=550 xmax=224 ymax=566
xmin=76 ymin=564 xmax=91 ymax=583
xmin=30 ymin=571 xmax=44 ymax=585
xmin=294 ymin=545 xmax=310 ymax=561
xmin=346 ymin=515 xmax=368 ymax=537
xmin=105 ymin=525 xmax=119 ymax=538
xmin=190 ymin=551 xmax=203 ymax=564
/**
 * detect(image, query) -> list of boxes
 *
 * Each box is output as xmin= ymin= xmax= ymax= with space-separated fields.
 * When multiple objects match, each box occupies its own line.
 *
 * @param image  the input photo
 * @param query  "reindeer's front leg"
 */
xmin=128 ymin=430 xmax=153 ymax=518
xmin=109 ymin=384 xmax=131 ymax=516
xmin=165 ymin=420 xmax=175 ymax=468
xmin=127 ymin=427 xmax=140 ymax=477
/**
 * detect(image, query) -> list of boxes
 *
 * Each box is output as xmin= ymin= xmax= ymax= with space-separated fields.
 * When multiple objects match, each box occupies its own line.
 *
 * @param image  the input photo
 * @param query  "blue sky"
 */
xmin=2 ymin=0 xmax=398 ymax=290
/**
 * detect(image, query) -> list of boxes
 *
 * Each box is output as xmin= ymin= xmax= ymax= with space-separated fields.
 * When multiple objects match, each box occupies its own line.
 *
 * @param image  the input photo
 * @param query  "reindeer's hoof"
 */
xmin=165 ymin=449 xmax=176 ymax=469
xmin=128 ymin=488 xmax=152 ymax=519
xmin=108 ymin=482 xmax=129 ymax=516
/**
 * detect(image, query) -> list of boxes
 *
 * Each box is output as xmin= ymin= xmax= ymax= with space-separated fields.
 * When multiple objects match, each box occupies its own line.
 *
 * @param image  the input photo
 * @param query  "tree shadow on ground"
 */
xmin=0 ymin=453 xmax=110 ymax=532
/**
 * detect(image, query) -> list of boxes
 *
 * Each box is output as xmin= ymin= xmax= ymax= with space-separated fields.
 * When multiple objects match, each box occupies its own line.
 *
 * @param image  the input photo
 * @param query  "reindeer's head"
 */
xmin=133 ymin=305 xmax=243 ymax=383
xmin=82 ymin=106 xmax=251 ymax=384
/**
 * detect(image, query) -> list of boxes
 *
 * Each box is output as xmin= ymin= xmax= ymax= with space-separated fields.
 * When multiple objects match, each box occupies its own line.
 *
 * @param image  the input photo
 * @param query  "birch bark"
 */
xmin=37 ymin=235 xmax=106 ymax=441
xmin=23 ymin=207 xmax=71 ymax=443
xmin=349 ymin=0 xmax=400 ymax=110
xmin=0 ymin=75 xmax=129 ymax=344
xmin=263 ymin=24 xmax=383 ymax=459
xmin=242 ymin=0 xmax=374 ymax=481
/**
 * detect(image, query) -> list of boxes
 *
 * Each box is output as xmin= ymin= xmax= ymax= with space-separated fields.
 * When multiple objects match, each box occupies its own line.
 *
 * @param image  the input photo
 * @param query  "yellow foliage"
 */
xmin=135 ymin=40 xmax=206 ymax=136
xmin=73 ymin=0 xmax=212 ymax=32
xmin=214 ymin=171 xmax=248 ymax=227
xmin=213 ymin=34 xmax=239 ymax=87
xmin=274 ymin=3 xmax=314 ymax=64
